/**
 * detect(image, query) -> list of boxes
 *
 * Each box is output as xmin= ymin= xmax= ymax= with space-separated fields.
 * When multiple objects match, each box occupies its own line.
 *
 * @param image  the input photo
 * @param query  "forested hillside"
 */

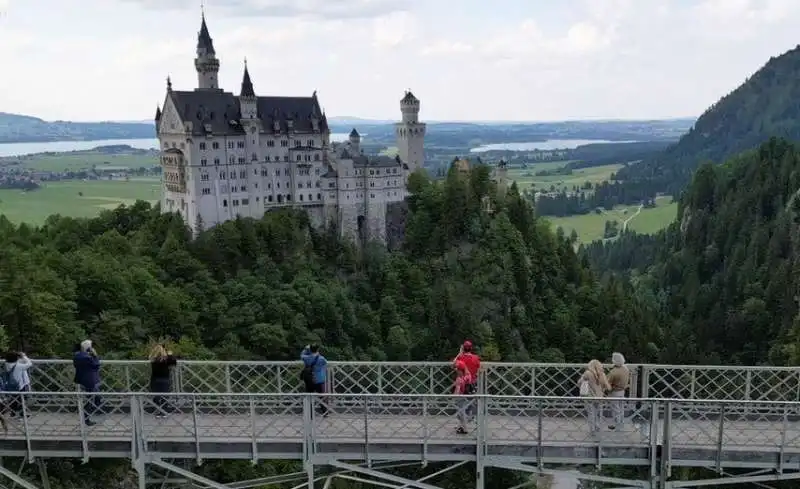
xmin=615 ymin=45 xmax=800 ymax=196
xmin=584 ymin=138 xmax=800 ymax=365
xmin=0 ymin=112 xmax=154 ymax=143
xmin=0 ymin=164 xmax=661 ymax=488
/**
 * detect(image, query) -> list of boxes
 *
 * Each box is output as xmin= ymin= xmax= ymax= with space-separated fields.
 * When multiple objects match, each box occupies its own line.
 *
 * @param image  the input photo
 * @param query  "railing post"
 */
xmin=302 ymin=394 xmax=315 ymax=489
xmin=376 ymin=364 xmax=383 ymax=394
xmin=124 ymin=365 xmax=132 ymax=391
xmin=660 ymin=401 xmax=673 ymax=485
xmin=192 ymin=395 xmax=201 ymax=465
xmin=641 ymin=365 xmax=651 ymax=399
xmin=475 ymin=394 xmax=486 ymax=489
xmin=715 ymin=403 xmax=725 ymax=472
xmin=689 ymin=370 xmax=697 ymax=399
xmin=224 ymin=364 xmax=233 ymax=393
xmin=363 ymin=396 xmax=371 ymax=466
xmin=530 ymin=366 xmax=536 ymax=396
xmin=21 ymin=393 xmax=33 ymax=462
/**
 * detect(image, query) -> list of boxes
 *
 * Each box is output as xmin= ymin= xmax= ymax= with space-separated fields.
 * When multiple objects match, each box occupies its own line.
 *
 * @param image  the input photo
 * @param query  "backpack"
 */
xmin=579 ymin=379 xmax=590 ymax=397
xmin=299 ymin=355 xmax=319 ymax=387
xmin=1 ymin=365 xmax=20 ymax=392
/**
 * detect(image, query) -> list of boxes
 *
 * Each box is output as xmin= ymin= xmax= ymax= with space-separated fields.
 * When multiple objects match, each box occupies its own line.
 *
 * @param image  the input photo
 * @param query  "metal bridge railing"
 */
xmin=4 ymin=392 xmax=800 ymax=465
xmin=21 ymin=360 xmax=800 ymax=401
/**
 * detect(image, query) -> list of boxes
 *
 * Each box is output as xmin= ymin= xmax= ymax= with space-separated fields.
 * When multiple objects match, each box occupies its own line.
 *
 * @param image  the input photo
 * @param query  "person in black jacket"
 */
xmin=149 ymin=344 xmax=178 ymax=417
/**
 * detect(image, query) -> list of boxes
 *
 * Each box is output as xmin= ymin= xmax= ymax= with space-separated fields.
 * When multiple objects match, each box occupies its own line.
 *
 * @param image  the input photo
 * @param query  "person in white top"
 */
xmin=4 ymin=351 xmax=33 ymax=418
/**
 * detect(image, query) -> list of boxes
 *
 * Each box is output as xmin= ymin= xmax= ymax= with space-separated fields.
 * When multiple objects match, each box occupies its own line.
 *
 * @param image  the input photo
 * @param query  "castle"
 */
xmin=155 ymin=13 xmax=426 ymax=243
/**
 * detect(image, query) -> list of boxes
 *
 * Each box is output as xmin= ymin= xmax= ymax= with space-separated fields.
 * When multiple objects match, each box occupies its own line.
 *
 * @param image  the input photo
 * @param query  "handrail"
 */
xmin=20 ymin=359 xmax=800 ymax=401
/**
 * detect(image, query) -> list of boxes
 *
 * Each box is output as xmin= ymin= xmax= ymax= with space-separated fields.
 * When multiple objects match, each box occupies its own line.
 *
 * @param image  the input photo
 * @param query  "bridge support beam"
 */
xmin=150 ymin=459 xmax=231 ymax=489
xmin=326 ymin=460 xmax=453 ymax=489
xmin=0 ymin=464 xmax=40 ymax=489
xmin=487 ymin=460 xmax=651 ymax=489
xmin=666 ymin=471 xmax=800 ymax=488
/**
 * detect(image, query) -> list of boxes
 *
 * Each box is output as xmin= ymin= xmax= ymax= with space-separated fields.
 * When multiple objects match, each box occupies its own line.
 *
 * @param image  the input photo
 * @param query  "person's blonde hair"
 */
xmin=587 ymin=359 xmax=611 ymax=391
xmin=149 ymin=343 xmax=167 ymax=361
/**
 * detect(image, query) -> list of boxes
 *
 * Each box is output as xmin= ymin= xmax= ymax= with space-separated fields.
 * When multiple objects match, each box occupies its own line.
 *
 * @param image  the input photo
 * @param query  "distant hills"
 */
xmin=0 ymin=112 xmax=156 ymax=144
xmin=616 ymin=45 xmax=800 ymax=196
xmin=0 ymin=110 xmax=695 ymax=145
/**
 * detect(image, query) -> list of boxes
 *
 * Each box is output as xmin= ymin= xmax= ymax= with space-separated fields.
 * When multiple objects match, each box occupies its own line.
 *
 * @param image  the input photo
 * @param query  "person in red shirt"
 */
xmin=453 ymin=340 xmax=480 ymax=394
xmin=453 ymin=360 xmax=474 ymax=434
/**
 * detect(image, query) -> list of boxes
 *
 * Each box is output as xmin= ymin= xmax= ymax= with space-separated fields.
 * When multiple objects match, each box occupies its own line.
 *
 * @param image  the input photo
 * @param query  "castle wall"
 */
xmin=367 ymin=201 xmax=387 ymax=243
xmin=385 ymin=200 xmax=409 ymax=251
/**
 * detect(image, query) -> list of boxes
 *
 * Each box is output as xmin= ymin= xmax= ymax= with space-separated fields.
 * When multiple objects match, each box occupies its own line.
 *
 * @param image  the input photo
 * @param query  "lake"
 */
xmin=0 ymin=133 xmax=352 ymax=157
xmin=470 ymin=139 xmax=636 ymax=153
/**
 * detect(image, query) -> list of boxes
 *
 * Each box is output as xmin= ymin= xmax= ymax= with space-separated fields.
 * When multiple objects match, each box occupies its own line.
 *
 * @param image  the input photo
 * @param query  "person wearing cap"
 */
xmin=453 ymin=340 xmax=480 ymax=394
xmin=452 ymin=360 xmax=474 ymax=434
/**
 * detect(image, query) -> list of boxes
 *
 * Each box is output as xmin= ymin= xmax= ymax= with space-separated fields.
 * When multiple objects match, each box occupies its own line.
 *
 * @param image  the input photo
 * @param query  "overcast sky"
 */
xmin=1 ymin=0 xmax=799 ymax=122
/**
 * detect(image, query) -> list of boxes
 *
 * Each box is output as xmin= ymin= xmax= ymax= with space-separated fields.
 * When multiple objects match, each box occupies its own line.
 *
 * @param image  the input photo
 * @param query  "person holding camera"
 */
xmin=149 ymin=344 xmax=178 ymax=417
xmin=73 ymin=340 xmax=102 ymax=426
xmin=3 ymin=351 xmax=33 ymax=418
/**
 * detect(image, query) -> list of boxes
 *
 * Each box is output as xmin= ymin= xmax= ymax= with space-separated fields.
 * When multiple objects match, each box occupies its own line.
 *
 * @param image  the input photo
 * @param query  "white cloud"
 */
xmin=3 ymin=0 xmax=800 ymax=122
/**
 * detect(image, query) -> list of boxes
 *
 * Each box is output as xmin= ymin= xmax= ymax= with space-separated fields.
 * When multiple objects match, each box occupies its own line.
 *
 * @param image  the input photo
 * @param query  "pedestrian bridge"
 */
xmin=3 ymin=392 xmax=800 ymax=489
xmin=24 ymin=359 xmax=800 ymax=401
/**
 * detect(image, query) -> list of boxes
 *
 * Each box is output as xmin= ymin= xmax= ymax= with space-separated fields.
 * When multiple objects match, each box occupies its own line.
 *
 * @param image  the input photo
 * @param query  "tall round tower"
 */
xmin=195 ymin=13 xmax=220 ymax=90
xmin=394 ymin=91 xmax=426 ymax=171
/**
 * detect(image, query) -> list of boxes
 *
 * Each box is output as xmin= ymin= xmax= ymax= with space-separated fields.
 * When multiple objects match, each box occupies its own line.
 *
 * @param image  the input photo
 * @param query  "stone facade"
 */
xmin=154 ymin=13 xmax=425 ymax=244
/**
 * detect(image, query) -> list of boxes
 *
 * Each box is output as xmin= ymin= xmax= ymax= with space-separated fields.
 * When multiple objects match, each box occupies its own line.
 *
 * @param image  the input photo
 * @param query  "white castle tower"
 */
xmin=394 ymin=91 xmax=426 ymax=171
xmin=194 ymin=13 xmax=220 ymax=89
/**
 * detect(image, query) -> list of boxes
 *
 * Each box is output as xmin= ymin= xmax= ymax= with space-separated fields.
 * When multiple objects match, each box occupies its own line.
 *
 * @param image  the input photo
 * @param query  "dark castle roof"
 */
xmin=240 ymin=64 xmax=255 ymax=97
xmin=349 ymin=128 xmax=359 ymax=138
xmin=197 ymin=14 xmax=215 ymax=55
xmin=401 ymin=91 xmax=418 ymax=104
xmin=165 ymin=90 xmax=329 ymax=136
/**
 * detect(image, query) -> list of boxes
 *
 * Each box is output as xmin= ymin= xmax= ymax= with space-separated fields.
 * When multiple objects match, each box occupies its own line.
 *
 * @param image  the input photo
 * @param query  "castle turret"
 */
xmin=394 ymin=90 xmax=426 ymax=171
xmin=349 ymin=128 xmax=360 ymax=154
xmin=195 ymin=12 xmax=220 ymax=90
xmin=239 ymin=61 xmax=257 ymax=120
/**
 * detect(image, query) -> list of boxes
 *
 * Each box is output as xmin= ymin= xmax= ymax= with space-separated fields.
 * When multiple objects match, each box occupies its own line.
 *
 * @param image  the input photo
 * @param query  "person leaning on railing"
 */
xmin=3 ymin=351 xmax=32 ymax=419
xmin=149 ymin=344 xmax=178 ymax=418
xmin=606 ymin=352 xmax=630 ymax=431
xmin=452 ymin=340 xmax=480 ymax=395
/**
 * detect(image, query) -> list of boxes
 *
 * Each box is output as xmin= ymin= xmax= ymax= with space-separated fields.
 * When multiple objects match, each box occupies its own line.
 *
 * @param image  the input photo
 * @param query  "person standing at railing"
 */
xmin=300 ymin=344 xmax=329 ymax=417
xmin=73 ymin=340 xmax=102 ymax=426
xmin=3 ymin=351 xmax=32 ymax=418
xmin=606 ymin=352 xmax=630 ymax=431
xmin=149 ymin=344 xmax=178 ymax=418
xmin=453 ymin=340 xmax=480 ymax=395
xmin=453 ymin=360 xmax=475 ymax=434
xmin=578 ymin=359 xmax=610 ymax=434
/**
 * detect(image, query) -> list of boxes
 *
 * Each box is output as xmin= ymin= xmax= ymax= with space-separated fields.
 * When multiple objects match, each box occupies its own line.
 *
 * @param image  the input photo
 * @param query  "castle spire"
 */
xmin=197 ymin=10 xmax=215 ymax=55
xmin=240 ymin=59 xmax=255 ymax=97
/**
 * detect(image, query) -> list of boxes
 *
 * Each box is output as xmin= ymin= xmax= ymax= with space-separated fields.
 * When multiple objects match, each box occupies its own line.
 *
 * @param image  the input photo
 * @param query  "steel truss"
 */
xmin=0 ymin=459 xmax=50 ymax=489
xmin=135 ymin=458 xmax=468 ymax=489
xmin=487 ymin=460 xmax=800 ymax=489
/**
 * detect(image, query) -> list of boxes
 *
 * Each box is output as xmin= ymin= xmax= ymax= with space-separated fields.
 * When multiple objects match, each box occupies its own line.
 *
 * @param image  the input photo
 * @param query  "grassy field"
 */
xmin=548 ymin=195 xmax=677 ymax=243
xmin=2 ymin=152 xmax=158 ymax=172
xmin=0 ymin=179 xmax=160 ymax=224
xmin=508 ymin=162 xmax=622 ymax=192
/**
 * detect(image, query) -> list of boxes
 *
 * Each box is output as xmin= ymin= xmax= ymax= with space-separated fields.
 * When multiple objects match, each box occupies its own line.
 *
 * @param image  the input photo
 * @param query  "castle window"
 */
xmin=370 ymin=193 xmax=375 ymax=198
xmin=300 ymin=194 xmax=304 ymax=201
xmin=274 ymin=156 xmax=280 ymax=162
xmin=223 ymin=199 xmax=228 ymax=207
xmin=238 ymin=157 xmax=246 ymax=164
xmin=256 ymin=197 xmax=259 ymax=202
xmin=229 ymin=156 xmax=235 ymax=164
xmin=242 ymin=198 xmax=249 ymax=205
xmin=316 ymin=181 xmax=321 ymax=188
xmin=307 ymin=139 xmax=313 ymax=147
xmin=239 ymin=170 xmax=246 ymax=178
xmin=393 ymin=168 xmax=398 ymax=174
xmin=227 ymin=141 xmax=234 ymax=149
xmin=240 ymin=185 xmax=247 ymax=192
xmin=314 ymin=154 xmax=320 ymax=161
xmin=284 ymin=156 xmax=289 ymax=162
xmin=268 ymin=183 xmax=271 ymax=189
xmin=308 ymin=193 xmax=312 ymax=201
xmin=275 ymin=170 xmax=280 ymax=176
xmin=254 ymin=169 xmax=258 ymax=175
xmin=202 ymin=188 xmax=211 ymax=195
xmin=268 ymin=195 xmax=273 ymax=202
xmin=317 ymin=193 xmax=321 ymax=200
xmin=237 ymin=141 xmax=245 ymax=149
xmin=277 ymin=195 xmax=283 ymax=203
xmin=267 ymin=140 xmax=275 ymax=147
xmin=251 ymin=153 xmax=257 ymax=161
xmin=281 ymin=140 xmax=288 ymax=147
xmin=233 ymin=200 xmax=239 ymax=206
xmin=286 ymin=194 xmax=291 ymax=201
xmin=277 ymin=182 xmax=280 ymax=188
xmin=212 ymin=142 xmax=220 ymax=150
xmin=199 ymin=142 xmax=207 ymax=150
xmin=214 ymin=158 xmax=220 ymax=165
xmin=296 ymin=155 xmax=302 ymax=161
xmin=298 ymin=183 xmax=303 ymax=189
xmin=200 ymin=159 xmax=208 ymax=166
xmin=201 ymin=174 xmax=209 ymax=181
xmin=219 ymin=172 xmax=226 ymax=180
xmin=294 ymin=140 xmax=301 ymax=148
xmin=315 ymin=168 xmax=320 ymax=175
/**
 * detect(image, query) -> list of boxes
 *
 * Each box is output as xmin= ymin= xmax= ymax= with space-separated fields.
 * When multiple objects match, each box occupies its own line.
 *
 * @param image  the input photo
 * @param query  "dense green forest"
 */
xmin=0 ymin=164 xmax=661 ymax=488
xmin=584 ymin=138 xmax=800 ymax=365
xmin=615 ymin=46 xmax=800 ymax=197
